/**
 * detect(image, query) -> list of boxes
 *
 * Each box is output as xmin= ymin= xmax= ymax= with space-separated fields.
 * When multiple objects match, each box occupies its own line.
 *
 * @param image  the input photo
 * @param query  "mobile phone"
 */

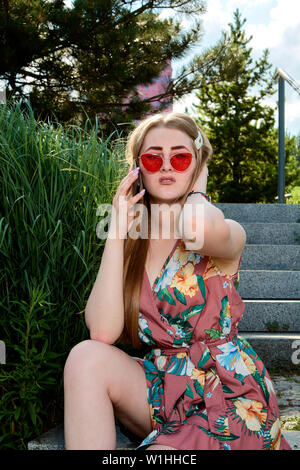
xmin=132 ymin=160 xmax=141 ymax=195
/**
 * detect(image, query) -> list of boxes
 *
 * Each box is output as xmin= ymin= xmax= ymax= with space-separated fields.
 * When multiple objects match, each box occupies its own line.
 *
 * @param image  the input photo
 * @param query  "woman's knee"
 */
xmin=63 ymin=339 xmax=112 ymax=383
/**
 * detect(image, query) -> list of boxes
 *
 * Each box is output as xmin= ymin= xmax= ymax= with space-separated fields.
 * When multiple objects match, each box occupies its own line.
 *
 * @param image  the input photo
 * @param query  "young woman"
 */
xmin=64 ymin=112 xmax=291 ymax=450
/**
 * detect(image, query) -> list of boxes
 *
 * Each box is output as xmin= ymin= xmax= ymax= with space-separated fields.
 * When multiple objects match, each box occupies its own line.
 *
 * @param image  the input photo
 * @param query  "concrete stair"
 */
xmin=27 ymin=203 xmax=300 ymax=451
xmin=28 ymin=370 xmax=300 ymax=451
xmin=27 ymin=419 xmax=300 ymax=451
xmin=27 ymin=421 xmax=140 ymax=450
xmin=214 ymin=203 xmax=300 ymax=370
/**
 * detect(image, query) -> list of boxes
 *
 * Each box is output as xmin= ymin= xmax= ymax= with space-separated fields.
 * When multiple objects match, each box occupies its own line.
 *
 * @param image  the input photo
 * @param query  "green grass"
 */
xmin=281 ymin=415 xmax=300 ymax=431
xmin=0 ymin=100 xmax=129 ymax=449
xmin=287 ymin=186 xmax=300 ymax=204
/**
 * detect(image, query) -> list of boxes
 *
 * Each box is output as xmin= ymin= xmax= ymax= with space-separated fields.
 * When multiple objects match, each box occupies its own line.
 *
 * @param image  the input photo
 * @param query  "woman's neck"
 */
xmin=148 ymin=196 xmax=182 ymax=240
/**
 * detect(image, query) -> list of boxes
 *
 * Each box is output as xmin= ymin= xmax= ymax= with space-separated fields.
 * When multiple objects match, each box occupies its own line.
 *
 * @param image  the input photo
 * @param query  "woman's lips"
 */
xmin=159 ymin=177 xmax=176 ymax=185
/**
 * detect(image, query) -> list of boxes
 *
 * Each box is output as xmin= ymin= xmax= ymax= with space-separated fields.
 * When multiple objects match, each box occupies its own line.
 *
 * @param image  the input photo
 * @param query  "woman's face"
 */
xmin=138 ymin=126 xmax=197 ymax=204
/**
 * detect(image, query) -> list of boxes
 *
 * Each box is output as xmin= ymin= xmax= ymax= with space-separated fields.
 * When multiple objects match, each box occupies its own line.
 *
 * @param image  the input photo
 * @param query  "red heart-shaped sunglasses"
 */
xmin=139 ymin=152 xmax=193 ymax=172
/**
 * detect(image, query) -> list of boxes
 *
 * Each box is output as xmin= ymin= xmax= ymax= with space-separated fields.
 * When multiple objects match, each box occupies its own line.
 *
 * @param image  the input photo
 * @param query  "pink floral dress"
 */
xmin=133 ymin=239 xmax=291 ymax=450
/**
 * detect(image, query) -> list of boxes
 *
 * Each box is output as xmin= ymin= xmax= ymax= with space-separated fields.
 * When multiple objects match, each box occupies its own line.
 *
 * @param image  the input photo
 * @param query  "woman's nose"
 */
xmin=161 ymin=157 xmax=172 ymax=170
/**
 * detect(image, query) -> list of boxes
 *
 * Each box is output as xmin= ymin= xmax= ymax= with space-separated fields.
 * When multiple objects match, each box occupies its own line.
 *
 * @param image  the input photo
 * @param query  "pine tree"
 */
xmin=0 ymin=0 xmax=241 ymax=128
xmin=193 ymin=9 xmax=279 ymax=203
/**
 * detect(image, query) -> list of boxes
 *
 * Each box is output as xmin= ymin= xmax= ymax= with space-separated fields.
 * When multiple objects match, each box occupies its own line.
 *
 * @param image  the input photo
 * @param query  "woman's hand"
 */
xmin=109 ymin=168 xmax=145 ymax=239
xmin=191 ymin=163 xmax=209 ymax=193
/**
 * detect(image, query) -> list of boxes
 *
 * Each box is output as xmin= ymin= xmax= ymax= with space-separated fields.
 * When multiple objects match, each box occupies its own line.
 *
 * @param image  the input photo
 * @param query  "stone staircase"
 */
xmin=215 ymin=203 xmax=300 ymax=369
xmin=27 ymin=203 xmax=300 ymax=450
xmin=27 ymin=376 xmax=300 ymax=450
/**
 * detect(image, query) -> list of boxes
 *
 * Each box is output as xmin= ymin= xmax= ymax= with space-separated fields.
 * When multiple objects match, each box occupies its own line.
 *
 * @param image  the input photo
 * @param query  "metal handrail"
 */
xmin=274 ymin=69 xmax=300 ymax=203
xmin=275 ymin=68 xmax=300 ymax=96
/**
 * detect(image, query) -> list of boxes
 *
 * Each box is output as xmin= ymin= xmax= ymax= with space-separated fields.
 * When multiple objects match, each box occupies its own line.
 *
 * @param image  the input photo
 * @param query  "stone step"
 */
xmin=282 ymin=431 xmax=300 ymax=450
xmin=239 ymin=300 xmax=300 ymax=332
xmin=238 ymin=270 xmax=300 ymax=299
xmin=27 ymin=422 xmax=138 ymax=450
xmin=27 ymin=371 xmax=300 ymax=451
xmin=272 ymin=374 xmax=300 ymax=420
xmin=28 ymin=424 xmax=64 ymax=450
xmin=27 ymin=422 xmax=300 ymax=450
xmin=241 ymin=245 xmax=300 ymax=270
xmin=241 ymin=332 xmax=300 ymax=368
xmin=240 ymin=222 xmax=300 ymax=245
xmin=214 ymin=203 xmax=300 ymax=223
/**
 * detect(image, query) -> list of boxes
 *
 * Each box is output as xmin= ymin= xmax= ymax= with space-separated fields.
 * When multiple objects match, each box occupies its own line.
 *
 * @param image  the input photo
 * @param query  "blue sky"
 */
xmin=171 ymin=0 xmax=300 ymax=136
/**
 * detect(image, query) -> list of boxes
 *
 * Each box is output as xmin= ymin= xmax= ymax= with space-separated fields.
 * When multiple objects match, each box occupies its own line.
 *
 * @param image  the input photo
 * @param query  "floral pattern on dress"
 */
xmin=132 ymin=239 xmax=291 ymax=451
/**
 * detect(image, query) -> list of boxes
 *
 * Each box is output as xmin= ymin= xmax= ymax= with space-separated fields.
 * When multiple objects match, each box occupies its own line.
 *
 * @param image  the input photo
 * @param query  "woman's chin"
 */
xmin=149 ymin=192 xmax=183 ymax=205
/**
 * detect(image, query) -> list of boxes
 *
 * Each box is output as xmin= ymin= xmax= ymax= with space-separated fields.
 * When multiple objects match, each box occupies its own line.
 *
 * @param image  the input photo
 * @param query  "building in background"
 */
xmin=136 ymin=59 xmax=173 ymax=115
xmin=120 ymin=59 xmax=173 ymax=125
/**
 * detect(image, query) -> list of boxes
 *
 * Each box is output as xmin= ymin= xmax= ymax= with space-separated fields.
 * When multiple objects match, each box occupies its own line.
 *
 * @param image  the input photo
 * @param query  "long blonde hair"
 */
xmin=116 ymin=112 xmax=213 ymax=349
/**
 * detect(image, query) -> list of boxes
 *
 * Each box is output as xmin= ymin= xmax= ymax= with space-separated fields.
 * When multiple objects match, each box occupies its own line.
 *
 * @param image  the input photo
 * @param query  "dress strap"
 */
xmin=231 ymin=254 xmax=242 ymax=282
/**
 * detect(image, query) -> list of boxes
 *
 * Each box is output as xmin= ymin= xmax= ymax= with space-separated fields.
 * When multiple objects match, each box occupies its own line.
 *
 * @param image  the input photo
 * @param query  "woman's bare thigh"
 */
xmin=65 ymin=339 xmax=152 ymax=439
xmin=146 ymin=445 xmax=178 ymax=450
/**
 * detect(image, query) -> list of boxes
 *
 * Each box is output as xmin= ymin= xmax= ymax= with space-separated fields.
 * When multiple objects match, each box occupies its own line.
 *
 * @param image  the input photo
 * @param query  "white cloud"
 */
xmin=227 ymin=0 xmax=273 ymax=7
xmin=173 ymin=93 xmax=198 ymax=116
xmin=199 ymin=0 xmax=231 ymax=45
xmin=246 ymin=0 xmax=300 ymax=134
xmin=174 ymin=0 xmax=300 ymax=134
xmin=270 ymin=0 xmax=300 ymax=27
xmin=246 ymin=0 xmax=300 ymax=51
xmin=286 ymin=97 xmax=300 ymax=126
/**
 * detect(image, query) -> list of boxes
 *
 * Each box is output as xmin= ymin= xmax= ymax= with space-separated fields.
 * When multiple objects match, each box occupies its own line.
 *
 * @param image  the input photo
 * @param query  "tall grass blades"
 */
xmin=0 ymin=101 xmax=128 ymax=449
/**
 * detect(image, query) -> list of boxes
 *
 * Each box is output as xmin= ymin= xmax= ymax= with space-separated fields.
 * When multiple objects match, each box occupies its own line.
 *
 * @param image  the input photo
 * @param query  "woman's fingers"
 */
xmin=131 ymin=187 xmax=145 ymax=202
xmin=118 ymin=169 xmax=139 ymax=196
xmin=124 ymin=173 xmax=140 ymax=197
xmin=127 ymin=188 xmax=146 ymax=232
xmin=113 ymin=173 xmax=132 ymax=202
xmin=111 ymin=167 xmax=144 ymax=237
xmin=127 ymin=185 xmax=145 ymax=212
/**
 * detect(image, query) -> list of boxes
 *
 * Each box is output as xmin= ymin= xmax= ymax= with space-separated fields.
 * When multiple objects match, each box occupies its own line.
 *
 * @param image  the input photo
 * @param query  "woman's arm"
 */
xmin=85 ymin=167 xmax=144 ymax=344
xmin=179 ymin=163 xmax=246 ymax=258
xmin=84 ymin=236 xmax=125 ymax=344
xmin=181 ymin=196 xmax=246 ymax=259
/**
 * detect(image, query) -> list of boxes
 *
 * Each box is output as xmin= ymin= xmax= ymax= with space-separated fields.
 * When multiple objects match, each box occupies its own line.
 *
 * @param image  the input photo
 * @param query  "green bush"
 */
xmin=287 ymin=186 xmax=300 ymax=204
xmin=0 ymin=101 xmax=129 ymax=449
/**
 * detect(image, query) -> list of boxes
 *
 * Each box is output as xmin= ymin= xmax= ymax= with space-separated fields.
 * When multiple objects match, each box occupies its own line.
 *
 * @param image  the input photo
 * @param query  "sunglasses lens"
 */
xmin=140 ymin=152 xmax=192 ymax=172
xmin=171 ymin=153 xmax=192 ymax=171
xmin=140 ymin=154 xmax=162 ymax=172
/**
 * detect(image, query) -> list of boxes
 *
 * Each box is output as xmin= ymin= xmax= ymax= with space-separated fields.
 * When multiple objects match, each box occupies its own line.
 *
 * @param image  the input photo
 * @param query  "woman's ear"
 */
xmin=202 ymin=145 xmax=213 ymax=163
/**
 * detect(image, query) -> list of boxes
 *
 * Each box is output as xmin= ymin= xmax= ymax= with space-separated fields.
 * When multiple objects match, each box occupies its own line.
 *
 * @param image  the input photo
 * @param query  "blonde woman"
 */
xmin=64 ymin=112 xmax=291 ymax=451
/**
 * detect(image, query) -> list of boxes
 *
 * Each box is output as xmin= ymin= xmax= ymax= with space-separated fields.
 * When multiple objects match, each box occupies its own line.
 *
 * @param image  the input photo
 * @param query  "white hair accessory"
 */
xmin=194 ymin=129 xmax=204 ymax=150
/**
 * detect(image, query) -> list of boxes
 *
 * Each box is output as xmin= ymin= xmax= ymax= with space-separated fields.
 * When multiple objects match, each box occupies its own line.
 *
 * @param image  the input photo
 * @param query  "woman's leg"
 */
xmin=146 ymin=445 xmax=178 ymax=450
xmin=63 ymin=339 xmax=152 ymax=450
